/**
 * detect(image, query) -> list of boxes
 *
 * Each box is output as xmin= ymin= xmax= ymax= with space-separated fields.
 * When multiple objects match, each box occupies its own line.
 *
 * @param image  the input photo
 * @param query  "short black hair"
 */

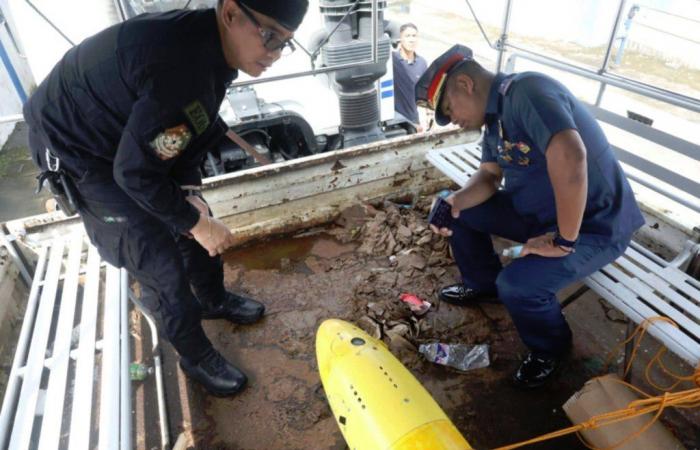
xmin=399 ymin=23 xmax=418 ymax=34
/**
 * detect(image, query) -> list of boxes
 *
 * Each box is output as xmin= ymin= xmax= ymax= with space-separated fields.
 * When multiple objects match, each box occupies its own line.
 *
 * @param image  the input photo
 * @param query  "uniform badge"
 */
xmin=184 ymin=100 xmax=210 ymax=136
xmin=517 ymin=156 xmax=530 ymax=166
xmin=150 ymin=124 xmax=192 ymax=160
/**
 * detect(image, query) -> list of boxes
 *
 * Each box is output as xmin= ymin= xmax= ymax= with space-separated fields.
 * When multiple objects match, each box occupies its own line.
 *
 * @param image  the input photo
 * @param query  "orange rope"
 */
xmin=491 ymin=317 xmax=700 ymax=450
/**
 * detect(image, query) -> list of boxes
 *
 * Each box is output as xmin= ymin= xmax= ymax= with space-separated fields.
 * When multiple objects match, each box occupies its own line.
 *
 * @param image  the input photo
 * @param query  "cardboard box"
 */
xmin=563 ymin=374 xmax=686 ymax=450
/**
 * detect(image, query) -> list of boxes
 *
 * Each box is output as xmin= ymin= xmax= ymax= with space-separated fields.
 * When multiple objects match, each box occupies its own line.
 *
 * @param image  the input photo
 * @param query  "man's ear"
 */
xmin=454 ymin=74 xmax=475 ymax=96
xmin=220 ymin=0 xmax=238 ymax=28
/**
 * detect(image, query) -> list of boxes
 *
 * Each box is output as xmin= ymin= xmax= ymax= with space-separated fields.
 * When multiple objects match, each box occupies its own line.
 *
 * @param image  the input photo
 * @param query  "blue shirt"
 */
xmin=392 ymin=51 xmax=427 ymax=124
xmin=481 ymin=72 xmax=644 ymax=244
xmin=23 ymin=9 xmax=236 ymax=233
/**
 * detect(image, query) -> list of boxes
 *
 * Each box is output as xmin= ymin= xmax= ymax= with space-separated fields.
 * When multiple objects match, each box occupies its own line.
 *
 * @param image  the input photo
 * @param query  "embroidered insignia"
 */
xmin=517 ymin=156 xmax=530 ymax=166
xmin=183 ymin=100 xmax=210 ymax=136
xmin=516 ymin=142 xmax=531 ymax=154
xmin=501 ymin=153 xmax=513 ymax=163
xmin=150 ymin=124 xmax=192 ymax=160
xmin=504 ymin=141 xmax=514 ymax=152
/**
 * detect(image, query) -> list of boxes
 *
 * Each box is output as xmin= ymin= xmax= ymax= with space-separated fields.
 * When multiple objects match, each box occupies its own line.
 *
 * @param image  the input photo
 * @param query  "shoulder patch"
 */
xmin=183 ymin=100 xmax=210 ymax=136
xmin=150 ymin=124 xmax=192 ymax=160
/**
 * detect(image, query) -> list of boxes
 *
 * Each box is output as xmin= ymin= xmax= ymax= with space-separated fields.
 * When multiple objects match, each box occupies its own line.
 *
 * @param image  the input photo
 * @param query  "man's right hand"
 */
xmin=190 ymin=214 xmax=237 ymax=257
xmin=429 ymin=194 xmax=458 ymax=238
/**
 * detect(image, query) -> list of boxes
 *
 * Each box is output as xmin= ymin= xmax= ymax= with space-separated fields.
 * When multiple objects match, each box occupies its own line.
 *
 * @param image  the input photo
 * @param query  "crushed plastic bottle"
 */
xmin=502 ymin=244 xmax=524 ymax=258
xmin=418 ymin=343 xmax=490 ymax=372
xmin=129 ymin=362 xmax=153 ymax=381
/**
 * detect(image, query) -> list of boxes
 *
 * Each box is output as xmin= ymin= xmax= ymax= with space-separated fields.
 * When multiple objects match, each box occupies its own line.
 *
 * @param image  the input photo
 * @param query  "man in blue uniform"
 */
xmin=415 ymin=45 xmax=644 ymax=388
xmin=23 ymin=0 xmax=308 ymax=396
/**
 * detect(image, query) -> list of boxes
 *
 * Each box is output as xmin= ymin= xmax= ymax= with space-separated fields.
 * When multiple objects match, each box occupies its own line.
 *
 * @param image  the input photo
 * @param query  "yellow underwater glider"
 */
xmin=316 ymin=319 xmax=472 ymax=450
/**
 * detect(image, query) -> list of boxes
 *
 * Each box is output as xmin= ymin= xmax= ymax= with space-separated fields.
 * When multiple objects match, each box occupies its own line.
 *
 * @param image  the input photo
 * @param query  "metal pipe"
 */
xmin=0 ymin=246 xmax=48 ymax=448
xmin=119 ymin=270 xmax=132 ymax=450
xmin=25 ymin=0 xmax=75 ymax=46
xmin=129 ymin=291 xmax=170 ymax=450
xmin=0 ymin=114 xmax=24 ymax=124
xmin=206 ymin=152 xmax=222 ymax=176
xmin=595 ymin=0 xmax=627 ymax=105
xmin=0 ymin=227 xmax=32 ymax=287
xmin=371 ymin=0 xmax=377 ymax=62
xmin=601 ymin=0 xmax=628 ymax=72
xmin=0 ymin=38 xmax=27 ymax=103
xmin=505 ymin=46 xmax=700 ymax=113
xmin=230 ymin=59 xmax=380 ymax=87
xmin=495 ymin=0 xmax=513 ymax=73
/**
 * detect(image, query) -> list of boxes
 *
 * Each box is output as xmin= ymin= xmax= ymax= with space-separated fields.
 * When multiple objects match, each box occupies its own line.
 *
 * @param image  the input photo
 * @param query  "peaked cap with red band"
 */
xmin=415 ymin=44 xmax=474 ymax=125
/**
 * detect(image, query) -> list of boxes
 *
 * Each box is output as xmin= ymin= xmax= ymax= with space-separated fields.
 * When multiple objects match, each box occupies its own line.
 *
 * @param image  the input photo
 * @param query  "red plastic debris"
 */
xmin=399 ymin=293 xmax=432 ymax=316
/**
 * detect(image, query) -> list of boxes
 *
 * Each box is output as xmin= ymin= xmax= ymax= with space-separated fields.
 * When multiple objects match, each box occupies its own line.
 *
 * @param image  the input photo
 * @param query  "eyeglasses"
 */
xmin=236 ymin=1 xmax=296 ymax=56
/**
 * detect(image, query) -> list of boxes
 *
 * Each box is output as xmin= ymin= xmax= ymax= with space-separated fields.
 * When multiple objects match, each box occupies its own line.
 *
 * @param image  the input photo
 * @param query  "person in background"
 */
xmin=392 ymin=23 xmax=428 ymax=131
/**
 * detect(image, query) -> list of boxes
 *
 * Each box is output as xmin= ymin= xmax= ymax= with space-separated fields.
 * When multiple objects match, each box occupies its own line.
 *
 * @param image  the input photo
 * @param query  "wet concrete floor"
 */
xmin=0 ymin=123 xmax=52 ymax=222
xmin=143 ymin=206 xmax=699 ymax=450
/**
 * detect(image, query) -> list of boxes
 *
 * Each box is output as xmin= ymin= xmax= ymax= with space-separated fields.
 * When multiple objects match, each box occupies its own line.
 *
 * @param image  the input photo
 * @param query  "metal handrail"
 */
xmin=493 ymin=0 xmax=700 ymax=114
xmin=503 ymin=45 xmax=700 ymax=113
xmin=0 ymin=114 xmax=23 ymax=124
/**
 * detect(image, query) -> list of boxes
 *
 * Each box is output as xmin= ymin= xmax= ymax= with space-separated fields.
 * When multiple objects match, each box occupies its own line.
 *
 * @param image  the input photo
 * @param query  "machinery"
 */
xmin=117 ymin=0 xmax=414 ymax=177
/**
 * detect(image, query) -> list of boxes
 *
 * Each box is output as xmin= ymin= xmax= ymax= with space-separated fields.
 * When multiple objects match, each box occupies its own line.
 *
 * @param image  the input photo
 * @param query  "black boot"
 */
xmin=201 ymin=291 xmax=265 ymax=324
xmin=179 ymin=348 xmax=247 ymax=397
xmin=438 ymin=284 xmax=499 ymax=306
xmin=512 ymin=352 xmax=563 ymax=389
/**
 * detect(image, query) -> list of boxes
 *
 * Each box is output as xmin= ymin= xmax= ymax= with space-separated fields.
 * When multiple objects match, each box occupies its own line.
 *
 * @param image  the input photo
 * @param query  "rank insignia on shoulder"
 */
xmin=150 ymin=124 xmax=192 ymax=160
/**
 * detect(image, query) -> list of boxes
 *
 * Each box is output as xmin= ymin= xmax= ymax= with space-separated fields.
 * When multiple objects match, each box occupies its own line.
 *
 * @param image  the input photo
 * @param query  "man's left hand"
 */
xmin=520 ymin=233 xmax=573 ymax=258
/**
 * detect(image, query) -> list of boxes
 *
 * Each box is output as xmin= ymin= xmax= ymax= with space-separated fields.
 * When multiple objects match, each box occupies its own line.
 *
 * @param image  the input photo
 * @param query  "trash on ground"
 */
xmin=418 ymin=343 xmax=490 ymax=372
xmin=400 ymin=292 xmax=432 ymax=316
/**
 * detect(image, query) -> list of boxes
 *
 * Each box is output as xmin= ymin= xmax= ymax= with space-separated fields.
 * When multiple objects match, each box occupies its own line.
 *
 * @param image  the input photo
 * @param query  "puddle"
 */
xmin=223 ymin=234 xmax=356 ymax=271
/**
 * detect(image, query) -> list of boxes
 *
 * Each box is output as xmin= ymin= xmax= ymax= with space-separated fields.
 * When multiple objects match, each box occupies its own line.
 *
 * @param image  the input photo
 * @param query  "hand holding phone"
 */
xmin=428 ymin=197 xmax=454 ymax=229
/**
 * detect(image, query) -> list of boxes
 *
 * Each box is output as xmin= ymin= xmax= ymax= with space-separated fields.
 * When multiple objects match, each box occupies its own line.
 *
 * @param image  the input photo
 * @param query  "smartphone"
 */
xmin=428 ymin=197 xmax=454 ymax=229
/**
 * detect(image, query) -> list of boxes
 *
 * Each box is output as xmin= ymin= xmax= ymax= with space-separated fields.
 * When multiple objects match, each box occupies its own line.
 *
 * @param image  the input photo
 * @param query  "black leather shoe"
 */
xmin=512 ymin=352 xmax=563 ymax=389
xmin=438 ymin=284 xmax=499 ymax=305
xmin=201 ymin=292 xmax=265 ymax=324
xmin=179 ymin=348 xmax=247 ymax=397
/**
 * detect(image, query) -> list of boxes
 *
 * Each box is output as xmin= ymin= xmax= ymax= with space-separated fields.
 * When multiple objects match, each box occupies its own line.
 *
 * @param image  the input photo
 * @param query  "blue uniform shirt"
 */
xmin=481 ymin=72 xmax=644 ymax=244
xmin=392 ymin=51 xmax=427 ymax=124
xmin=23 ymin=9 xmax=236 ymax=233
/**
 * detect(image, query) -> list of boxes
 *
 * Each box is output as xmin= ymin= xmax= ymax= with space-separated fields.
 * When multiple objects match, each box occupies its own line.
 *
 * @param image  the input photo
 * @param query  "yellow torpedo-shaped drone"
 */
xmin=316 ymin=319 xmax=472 ymax=450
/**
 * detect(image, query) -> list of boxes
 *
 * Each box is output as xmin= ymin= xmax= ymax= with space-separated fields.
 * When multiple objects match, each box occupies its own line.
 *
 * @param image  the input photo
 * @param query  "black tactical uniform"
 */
xmin=24 ymin=9 xmax=238 ymax=364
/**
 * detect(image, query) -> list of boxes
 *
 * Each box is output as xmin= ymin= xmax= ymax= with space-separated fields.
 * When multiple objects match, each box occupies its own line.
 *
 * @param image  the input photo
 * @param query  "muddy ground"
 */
xmin=129 ymin=198 xmax=700 ymax=450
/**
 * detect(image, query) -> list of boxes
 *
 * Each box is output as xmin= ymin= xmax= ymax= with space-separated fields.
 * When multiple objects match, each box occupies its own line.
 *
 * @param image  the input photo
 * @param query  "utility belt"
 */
xmin=36 ymin=149 xmax=80 ymax=217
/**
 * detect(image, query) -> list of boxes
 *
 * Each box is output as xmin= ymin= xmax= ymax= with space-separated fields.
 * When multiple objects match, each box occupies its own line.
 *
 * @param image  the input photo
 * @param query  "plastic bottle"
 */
xmin=129 ymin=362 xmax=153 ymax=381
xmin=418 ymin=343 xmax=490 ymax=372
xmin=502 ymin=244 xmax=524 ymax=258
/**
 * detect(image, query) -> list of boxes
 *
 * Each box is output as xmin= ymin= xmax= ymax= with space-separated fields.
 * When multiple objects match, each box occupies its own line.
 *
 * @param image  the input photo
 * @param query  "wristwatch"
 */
xmin=553 ymin=231 xmax=578 ymax=251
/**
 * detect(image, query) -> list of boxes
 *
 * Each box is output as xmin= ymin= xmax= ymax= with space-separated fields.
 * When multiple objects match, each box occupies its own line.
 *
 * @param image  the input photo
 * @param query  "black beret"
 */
xmin=239 ymin=0 xmax=309 ymax=31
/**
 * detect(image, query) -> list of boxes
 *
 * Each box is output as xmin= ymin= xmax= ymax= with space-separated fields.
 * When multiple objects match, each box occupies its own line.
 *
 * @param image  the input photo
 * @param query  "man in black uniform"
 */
xmin=23 ymin=0 xmax=308 ymax=396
